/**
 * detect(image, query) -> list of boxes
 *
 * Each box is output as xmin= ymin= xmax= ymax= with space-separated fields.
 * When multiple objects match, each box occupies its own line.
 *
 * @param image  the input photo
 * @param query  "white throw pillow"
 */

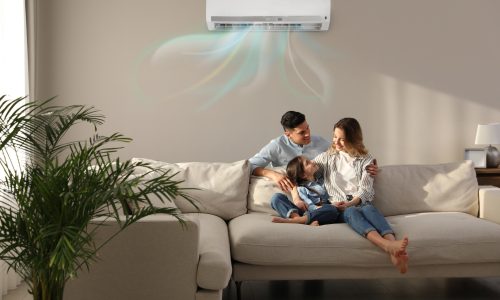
xmin=122 ymin=172 xmax=179 ymax=214
xmin=131 ymin=158 xmax=250 ymax=221
xmin=247 ymin=167 xmax=288 ymax=216
xmin=373 ymin=161 xmax=478 ymax=216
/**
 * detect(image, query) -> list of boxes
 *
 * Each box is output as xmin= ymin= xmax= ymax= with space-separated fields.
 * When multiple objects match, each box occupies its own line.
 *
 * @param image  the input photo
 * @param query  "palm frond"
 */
xmin=0 ymin=96 xmax=196 ymax=299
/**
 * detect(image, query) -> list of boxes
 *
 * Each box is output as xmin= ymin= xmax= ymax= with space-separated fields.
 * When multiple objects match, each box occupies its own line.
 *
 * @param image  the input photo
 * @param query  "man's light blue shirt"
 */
xmin=249 ymin=135 xmax=330 ymax=173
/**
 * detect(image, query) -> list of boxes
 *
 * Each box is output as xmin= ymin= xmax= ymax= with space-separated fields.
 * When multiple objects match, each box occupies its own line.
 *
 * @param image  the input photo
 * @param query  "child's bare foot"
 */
xmin=391 ymin=253 xmax=409 ymax=274
xmin=310 ymin=221 xmax=320 ymax=226
xmin=272 ymin=216 xmax=307 ymax=224
xmin=385 ymin=236 xmax=409 ymax=257
xmin=272 ymin=217 xmax=290 ymax=223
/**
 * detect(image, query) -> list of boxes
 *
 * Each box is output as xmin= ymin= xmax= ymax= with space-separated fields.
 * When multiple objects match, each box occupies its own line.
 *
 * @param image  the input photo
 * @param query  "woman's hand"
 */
xmin=334 ymin=197 xmax=361 ymax=210
xmin=334 ymin=201 xmax=348 ymax=211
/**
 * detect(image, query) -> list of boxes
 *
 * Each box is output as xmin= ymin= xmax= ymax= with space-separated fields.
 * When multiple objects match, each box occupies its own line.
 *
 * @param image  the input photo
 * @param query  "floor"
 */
xmin=222 ymin=277 xmax=500 ymax=300
xmin=4 ymin=277 xmax=500 ymax=299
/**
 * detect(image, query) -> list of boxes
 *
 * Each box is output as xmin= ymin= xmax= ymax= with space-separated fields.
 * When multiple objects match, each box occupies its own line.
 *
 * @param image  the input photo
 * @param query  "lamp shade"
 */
xmin=475 ymin=123 xmax=500 ymax=145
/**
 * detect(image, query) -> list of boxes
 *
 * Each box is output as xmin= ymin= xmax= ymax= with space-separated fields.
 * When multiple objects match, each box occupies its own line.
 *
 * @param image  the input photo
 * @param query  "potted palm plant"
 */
xmin=0 ymin=96 xmax=195 ymax=300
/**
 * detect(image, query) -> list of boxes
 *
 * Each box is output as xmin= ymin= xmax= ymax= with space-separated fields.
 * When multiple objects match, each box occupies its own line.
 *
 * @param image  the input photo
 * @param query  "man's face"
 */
xmin=285 ymin=121 xmax=311 ymax=145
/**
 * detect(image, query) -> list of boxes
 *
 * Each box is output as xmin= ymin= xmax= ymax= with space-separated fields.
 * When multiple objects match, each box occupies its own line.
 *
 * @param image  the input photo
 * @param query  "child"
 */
xmin=271 ymin=156 xmax=340 ymax=226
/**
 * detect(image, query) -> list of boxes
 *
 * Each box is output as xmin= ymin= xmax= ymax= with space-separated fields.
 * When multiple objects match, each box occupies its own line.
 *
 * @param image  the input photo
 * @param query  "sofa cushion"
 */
xmin=188 ymin=213 xmax=232 ymax=290
xmin=373 ymin=161 xmax=478 ymax=216
xmin=247 ymin=167 xmax=286 ymax=216
xmin=229 ymin=212 xmax=500 ymax=267
xmin=132 ymin=158 xmax=250 ymax=221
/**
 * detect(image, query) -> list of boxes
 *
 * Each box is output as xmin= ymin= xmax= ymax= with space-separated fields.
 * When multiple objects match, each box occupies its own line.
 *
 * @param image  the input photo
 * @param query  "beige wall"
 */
xmin=35 ymin=0 xmax=500 ymax=165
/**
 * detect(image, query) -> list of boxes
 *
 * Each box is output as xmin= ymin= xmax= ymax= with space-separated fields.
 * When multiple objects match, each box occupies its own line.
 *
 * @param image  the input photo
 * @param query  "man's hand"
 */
xmin=366 ymin=158 xmax=378 ymax=176
xmin=252 ymin=167 xmax=294 ymax=192
xmin=268 ymin=171 xmax=294 ymax=192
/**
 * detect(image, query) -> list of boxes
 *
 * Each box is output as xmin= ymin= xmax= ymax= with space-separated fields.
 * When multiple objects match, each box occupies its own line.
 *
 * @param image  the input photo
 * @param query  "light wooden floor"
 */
xmin=5 ymin=277 xmax=500 ymax=299
xmin=223 ymin=278 xmax=500 ymax=300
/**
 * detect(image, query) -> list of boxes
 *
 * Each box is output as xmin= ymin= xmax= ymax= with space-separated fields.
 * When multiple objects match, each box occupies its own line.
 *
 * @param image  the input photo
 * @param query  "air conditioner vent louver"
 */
xmin=206 ymin=0 xmax=331 ymax=32
xmin=213 ymin=23 xmax=323 ymax=31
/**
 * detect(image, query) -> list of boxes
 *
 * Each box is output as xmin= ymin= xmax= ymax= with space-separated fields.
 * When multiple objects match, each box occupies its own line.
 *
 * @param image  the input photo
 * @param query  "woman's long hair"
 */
xmin=329 ymin=117 xmax=368 ymax=157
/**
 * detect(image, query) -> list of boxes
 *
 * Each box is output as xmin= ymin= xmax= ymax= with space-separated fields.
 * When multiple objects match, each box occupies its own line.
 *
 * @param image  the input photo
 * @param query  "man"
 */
xmin=249 ymin=111 xmax=330 ymax=191
xmin=249 ymin=111 xmax=377 ymax=212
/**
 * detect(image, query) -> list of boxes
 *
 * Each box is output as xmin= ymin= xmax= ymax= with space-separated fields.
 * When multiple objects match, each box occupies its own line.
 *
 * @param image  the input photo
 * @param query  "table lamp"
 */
xmin=475 ymin=123 xmax=500 ymax=168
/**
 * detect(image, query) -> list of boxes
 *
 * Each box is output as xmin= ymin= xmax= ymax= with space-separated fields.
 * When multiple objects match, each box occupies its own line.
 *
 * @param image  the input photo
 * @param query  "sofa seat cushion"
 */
xmin=190 ymin=213 xmax=232 ymax=290
xmin=229 ymin=212 xmax=500 ymax=267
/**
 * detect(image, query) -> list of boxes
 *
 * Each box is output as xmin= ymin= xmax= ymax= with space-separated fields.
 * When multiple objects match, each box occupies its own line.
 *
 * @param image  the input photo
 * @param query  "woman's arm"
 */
xmin=353 ymin=156 xmax=376 ymax=203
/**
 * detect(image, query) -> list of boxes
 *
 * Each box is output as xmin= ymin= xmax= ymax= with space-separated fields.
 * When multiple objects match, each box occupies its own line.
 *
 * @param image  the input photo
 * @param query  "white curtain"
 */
xmin=0 ymin=0 xmax=31 ymax=297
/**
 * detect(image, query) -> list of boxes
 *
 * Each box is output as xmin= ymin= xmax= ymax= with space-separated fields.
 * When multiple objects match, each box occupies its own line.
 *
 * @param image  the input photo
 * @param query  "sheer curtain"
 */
xmin=0 ymin=0 xmax=30 ymax=297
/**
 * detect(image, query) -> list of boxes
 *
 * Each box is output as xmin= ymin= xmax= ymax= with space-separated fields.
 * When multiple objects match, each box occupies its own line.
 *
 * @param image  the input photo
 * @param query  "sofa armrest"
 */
xmin=479 ymin=185 xmax=500 ymax=224
xmin=65 ymin=214 xmax=200 ymax=300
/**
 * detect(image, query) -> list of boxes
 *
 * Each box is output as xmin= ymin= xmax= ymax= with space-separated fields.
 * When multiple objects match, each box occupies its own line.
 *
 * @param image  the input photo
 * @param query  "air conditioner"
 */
xmin=206 ymin=0 xmax=331 ymax=31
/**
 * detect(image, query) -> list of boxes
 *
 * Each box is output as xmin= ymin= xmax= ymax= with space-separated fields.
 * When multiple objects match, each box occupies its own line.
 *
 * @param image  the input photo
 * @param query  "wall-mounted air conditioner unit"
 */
xmin=206 ymin=0 xmax=331 ymax=31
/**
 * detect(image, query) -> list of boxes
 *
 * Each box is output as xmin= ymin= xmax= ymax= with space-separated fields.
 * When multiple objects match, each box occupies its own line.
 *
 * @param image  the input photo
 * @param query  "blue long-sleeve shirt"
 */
xmin=249 ymin=135 xmax=330 ymax=173
xmin=297 ymin=174 xmax=330 ymax=211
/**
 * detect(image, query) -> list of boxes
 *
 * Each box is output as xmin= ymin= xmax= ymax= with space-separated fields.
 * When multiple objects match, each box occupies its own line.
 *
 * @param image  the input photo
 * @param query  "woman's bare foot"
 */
xmin=385 ymin=236 xmax=409 ymax=257
xmin=391 ymin=253 xmax=409 ymax=274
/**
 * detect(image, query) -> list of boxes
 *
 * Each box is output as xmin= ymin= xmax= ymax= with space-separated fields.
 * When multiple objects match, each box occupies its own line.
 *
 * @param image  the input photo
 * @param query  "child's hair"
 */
xmin=286 ymin=156 xmax=304 ymax=185
xmin=329 ymin=117 xmax=368 ymax=157
xmin=286 ymin=156 xmax=322 ymax=197
xmin=286 ymin=156 xmax=307 ymax=186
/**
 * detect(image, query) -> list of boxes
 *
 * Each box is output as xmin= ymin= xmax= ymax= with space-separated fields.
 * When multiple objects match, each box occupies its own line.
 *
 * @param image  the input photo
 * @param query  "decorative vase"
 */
xmin=486 ymin=145 xmax=500 ymax=168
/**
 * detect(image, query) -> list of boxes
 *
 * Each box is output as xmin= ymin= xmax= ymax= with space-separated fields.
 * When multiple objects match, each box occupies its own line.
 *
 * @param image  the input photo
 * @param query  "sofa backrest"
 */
xmin=247 ymin=161 xmax=479 ymax=217
xmin=131 ymin=158 xmax=250 ymax=221
xmin=373 ymin=160 xmax=478 ymax=216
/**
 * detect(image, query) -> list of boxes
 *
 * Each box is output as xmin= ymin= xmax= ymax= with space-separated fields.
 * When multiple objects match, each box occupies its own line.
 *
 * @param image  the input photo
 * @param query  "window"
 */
xmin=0 ymin=0 xmax=27 ymax=178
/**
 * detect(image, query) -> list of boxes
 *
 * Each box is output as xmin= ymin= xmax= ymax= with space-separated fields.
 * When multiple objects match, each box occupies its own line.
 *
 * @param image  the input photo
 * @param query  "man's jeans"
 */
xmin=270 ymin=193 xmax=340 ymax=225
xmin=343 ymin=203 xmax=394 ymax=237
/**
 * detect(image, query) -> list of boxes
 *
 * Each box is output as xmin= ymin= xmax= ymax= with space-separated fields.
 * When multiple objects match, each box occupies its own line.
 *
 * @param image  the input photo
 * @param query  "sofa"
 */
xmin=64 ymin=159 xmax=500 ymax=300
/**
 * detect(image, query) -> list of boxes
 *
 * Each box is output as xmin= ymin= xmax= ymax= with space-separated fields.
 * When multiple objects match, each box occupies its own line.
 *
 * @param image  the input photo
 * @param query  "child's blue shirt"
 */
xmin=297 ymin=173 xmax=330 ymax=211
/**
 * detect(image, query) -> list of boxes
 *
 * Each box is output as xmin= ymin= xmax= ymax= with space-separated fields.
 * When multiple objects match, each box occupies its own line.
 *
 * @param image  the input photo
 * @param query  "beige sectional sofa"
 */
xmin=65 ymin=159 xmax=500 ymax=300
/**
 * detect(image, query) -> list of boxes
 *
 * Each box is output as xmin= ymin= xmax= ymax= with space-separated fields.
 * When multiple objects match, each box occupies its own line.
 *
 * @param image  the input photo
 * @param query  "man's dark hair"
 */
xmin=280 ymin=111 xmax=305 ymax=130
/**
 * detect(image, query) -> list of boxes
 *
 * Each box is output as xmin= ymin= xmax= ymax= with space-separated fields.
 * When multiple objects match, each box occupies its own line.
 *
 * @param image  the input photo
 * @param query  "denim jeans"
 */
xmin=270 ymin=193 xmax=340 ymax=225
xmin=343 ymin=202 xmax=394 ymax=237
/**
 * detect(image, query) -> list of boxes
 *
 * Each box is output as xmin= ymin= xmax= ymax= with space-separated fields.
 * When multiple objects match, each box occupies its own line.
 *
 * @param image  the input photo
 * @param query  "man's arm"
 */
xmin=249 ymin=138 xmax=294 ymax=192
xmin=253 ymin=167 xmax=294 ymax=192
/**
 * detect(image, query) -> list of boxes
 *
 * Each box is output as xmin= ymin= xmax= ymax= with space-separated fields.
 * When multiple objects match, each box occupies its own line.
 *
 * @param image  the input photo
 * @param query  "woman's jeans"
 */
xmin=270 ymin=193 xmax=340 ymax=225
xmin=343 ymin=202 xmax=394 ymax=237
